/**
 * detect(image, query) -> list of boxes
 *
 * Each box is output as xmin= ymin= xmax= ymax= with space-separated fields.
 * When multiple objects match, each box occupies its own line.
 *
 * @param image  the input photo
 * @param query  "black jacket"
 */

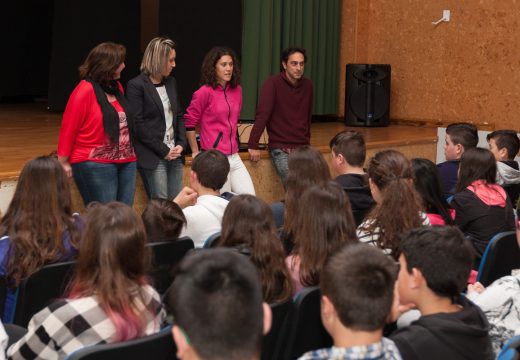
xmin=334 ymin=174 xmax=375 ymax=225
xmin=126 ymin=73 xmax=187 ymax=170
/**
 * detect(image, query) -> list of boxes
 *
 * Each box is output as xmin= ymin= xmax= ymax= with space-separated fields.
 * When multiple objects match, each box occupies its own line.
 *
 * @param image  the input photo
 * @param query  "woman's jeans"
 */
xmin=139 ymin=158 xmax=184 ymax=200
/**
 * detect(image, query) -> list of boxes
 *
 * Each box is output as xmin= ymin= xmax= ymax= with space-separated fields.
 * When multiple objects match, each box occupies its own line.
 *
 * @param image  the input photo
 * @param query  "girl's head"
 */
xmin=457 ymin=147 xmax=497 ymax=192
xmin=79 ymin=42 xmax=126 ymax=87
xmin=140 ymin=37 xmax=176 ymax=81
xmin=141 ymin=199 xmax=186 ymax=242
xmin=200 ymin=47 xmax=240 ymax=88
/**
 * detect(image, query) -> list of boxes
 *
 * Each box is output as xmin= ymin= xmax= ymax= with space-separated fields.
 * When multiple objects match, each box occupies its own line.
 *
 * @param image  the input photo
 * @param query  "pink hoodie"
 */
xmin=184 ymin=84 xmax=242 ymax=155
xmin=467 ymin=180 xmax=507 ymax=207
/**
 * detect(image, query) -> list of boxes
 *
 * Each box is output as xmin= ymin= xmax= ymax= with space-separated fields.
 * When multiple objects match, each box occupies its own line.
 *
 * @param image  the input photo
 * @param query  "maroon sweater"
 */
xmin=248 ymin=72 xmax=313 ymax=150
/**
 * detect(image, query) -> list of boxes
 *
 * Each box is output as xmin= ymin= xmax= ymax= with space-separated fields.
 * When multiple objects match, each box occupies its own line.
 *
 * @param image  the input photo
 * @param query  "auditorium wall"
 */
xmin=339 ymin=0 xmax=520 ymax=131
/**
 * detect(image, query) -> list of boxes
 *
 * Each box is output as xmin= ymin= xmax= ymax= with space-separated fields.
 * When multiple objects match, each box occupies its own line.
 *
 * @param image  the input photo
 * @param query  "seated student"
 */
xmin=437 ymin=122 xmax=478 ymax=198
xmin=487 ymin=129 xmax=520 ymax=206
xmin=217 ymin=194 xmax=293 ymax=304
xmin=0 ymin=156 xmax=83 ymax=323
xmin=390 ymin=226 xmax=493 ymax=360
xmin=298 ymin=243 xmax=401 ymax=360
xmin=166 ymin=248 xmax=272 ymax=360
xmin=411 ymin=158 xmax=454 ymax=225
xmin=7 ymin=202 xmax=165 ymax=359
xmin=451 ymin=147 xmax=515 ymax=268
xmin=329 ymin=130 xmax=375 ymax=225
xmin=173 ymin=149 xmax=231 ymax=247
xmin=141 ymin=198 xmax=186 ymax=242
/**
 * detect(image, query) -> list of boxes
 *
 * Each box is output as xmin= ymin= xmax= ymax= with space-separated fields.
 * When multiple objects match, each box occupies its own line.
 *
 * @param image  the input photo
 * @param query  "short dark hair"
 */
xmin=167 ymin=249 xmax=264 ymax=360
xmin=191 ymin=149 xmax=230 ymax=191
xmin=456 ymin=147 xmax=497 ymax=192
xmin=141 ymin=199 xmax=186 ymax=242
xmin=329 ymin=130 xmax=366 ymax=167
xmin=486 ymin=130 xmax=520 ymax=160
xmin=280 ymin=47 xmax=307 ymax=70
xmin=446 ymin=122 xmax=478 ymax=150
xmin=321 ymin=244 xmax=396 ymax=331
xmin=399 ymin=226 xmax=474 ymax=301
xmin=200 ymin=46 xmax=240 ymax=88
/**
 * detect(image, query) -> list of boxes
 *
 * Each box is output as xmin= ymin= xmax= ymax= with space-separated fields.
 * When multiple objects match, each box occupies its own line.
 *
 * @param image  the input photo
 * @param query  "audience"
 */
xmin=286 ymin=181 xmax=357 ymax=295
xmin=357 ymin=150 xmax=428 ymax=259
xmin=451 ymin=147 xmax=515 ymax=268
xmin=411 ymin=158 xmax=454 ymax=225
xmin=0 ymin=156 xmax=83 ymax=322
xmin=329 ymin=130 xmax=375 ymax=225
xmin=390 ymin=226 xmax=493 ymax=360
xmin=167 ymin=248 xmax=271 ymax=360
xmin=437 ymin=122 xmax=478 ymax=198
xmin=7 ymin=202 xmax=165 ymax=359
xmin=298 ymin=243 xmax=401 ymax=360
xmin=141 ymin=198 xmax=186 ymax=242
xmin=217 ymin=194 xmax=293 ymax=304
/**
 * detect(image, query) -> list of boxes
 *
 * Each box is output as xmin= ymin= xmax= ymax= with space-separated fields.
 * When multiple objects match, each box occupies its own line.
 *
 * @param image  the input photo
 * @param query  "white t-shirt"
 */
xmin=155 ymin=85 xmax=174 ymax=148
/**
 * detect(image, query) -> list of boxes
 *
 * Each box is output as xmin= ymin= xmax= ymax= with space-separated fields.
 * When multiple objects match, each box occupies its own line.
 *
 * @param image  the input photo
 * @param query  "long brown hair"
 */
xmin=456 ymin=147 xmax=497 ymax=192
xmin=284 ymin=146 xmax=331 ymax=239
xmin=79 ymin=42 xmax=126 ymax=87
xmin=291 ymin=181 xmax=358 ymax=287
xmin=219 ymin=195 xmax=292 ymax=304
xmin=200 ymin=46 xmax=240 ymax=88
xmin=365 ymin=150 xmax=424 ymax=259
xmin=68 ymin=202 xmax=153 ymax=341
xmin=0 ymin=156 xmax=80 ymax=286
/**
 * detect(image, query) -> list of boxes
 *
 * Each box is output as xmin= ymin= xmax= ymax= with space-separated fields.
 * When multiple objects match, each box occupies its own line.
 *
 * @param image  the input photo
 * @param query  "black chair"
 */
xmin=261 ymin=299 xmax=294 ymax=360
xmin=202 ymin=232 xmax=221 ymax=248
xmin=477 ymin=231 xmax=520 ymax=287
xmin=10 ymin=261 xmax=76 ymax=327
xmin=280 ymin=287 xmax=332 ymax=360
xmin=65 ymin=326 xmax=177 ymax=360
xmin=148 ymin=237 xmax=194 ymax=295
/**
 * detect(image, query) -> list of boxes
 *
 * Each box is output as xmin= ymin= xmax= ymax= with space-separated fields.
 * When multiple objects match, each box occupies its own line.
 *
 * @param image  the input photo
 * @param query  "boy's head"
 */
xmin=329 ymin=131 xmax=366 ymax=174
xmin=141 ymin=199 xmax=186 ymax=242
xmin=167 ymin=249 xmax=271 ymax=360
xmin=486 ymin=130 xmax=520 ymax=161
xmin=320 ymin=244 xmax=396 ymax=334
xmin=444 ymin=122 xmax=479 ymax=160
xmin=397 ymin=226 xmax=473 ymax=305
xmin=190 ymin=149 xmax=230 ymax=191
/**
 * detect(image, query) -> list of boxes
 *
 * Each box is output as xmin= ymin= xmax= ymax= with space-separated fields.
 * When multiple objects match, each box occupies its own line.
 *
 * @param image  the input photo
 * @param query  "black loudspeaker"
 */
xmin=345 ymin=64 xmax=391 ymax=127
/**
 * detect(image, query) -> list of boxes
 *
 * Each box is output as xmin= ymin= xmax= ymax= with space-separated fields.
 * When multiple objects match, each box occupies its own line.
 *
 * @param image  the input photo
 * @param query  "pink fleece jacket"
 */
xmin=184 ymin=84 xmax=242 ymax=155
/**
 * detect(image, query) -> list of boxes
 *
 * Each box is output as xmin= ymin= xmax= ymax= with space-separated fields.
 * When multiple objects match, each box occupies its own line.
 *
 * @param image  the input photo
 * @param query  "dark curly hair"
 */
xmin=200 ymin=46 xmax=240 ymax=88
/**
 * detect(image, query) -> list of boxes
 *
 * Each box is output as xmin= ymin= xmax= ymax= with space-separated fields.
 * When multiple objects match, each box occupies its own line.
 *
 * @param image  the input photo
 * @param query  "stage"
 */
xmin=0 ymin=102 xmax=438 ymax=212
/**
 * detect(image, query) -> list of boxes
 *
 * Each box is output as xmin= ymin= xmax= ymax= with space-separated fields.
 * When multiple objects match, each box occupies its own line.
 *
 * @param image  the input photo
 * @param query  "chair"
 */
xmin=497 ymin=334 xmax=520 ymax=360
xmin=261 ymin=299 xmax=294 ymax=360
xmin=148 ymin=237 xmax=194 ymax=295
xmin=9 ymin=261 xmax=76 ymax=327
xmin=279 ymin=287 xmax=332 ymax=360
xmin=202 ymin=232 xmax=221 ymax=248
xmin=65 ymin=326 xmax=177 ymax=360
xmin=477 ymin=231 xmax=520 ymax=287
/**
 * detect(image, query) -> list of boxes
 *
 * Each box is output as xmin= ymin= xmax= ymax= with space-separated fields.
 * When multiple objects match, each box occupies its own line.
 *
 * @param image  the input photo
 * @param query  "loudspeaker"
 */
xmin=345 ymin=64 xmax=391 ymax=127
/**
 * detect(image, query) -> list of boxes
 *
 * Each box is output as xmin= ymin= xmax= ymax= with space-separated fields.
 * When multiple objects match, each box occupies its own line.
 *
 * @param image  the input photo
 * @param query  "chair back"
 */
xmin=280 ymin=287 xmax=332 ymax=359
xmin=148 ymin=237 xmax=194 ymax=294
xmin=261 ymin=299 xmax=293 ymax=360
xmin=65 ymin=326 xmax=176 ymax=360
xmin=477 ymin=231 xmax=520 ymax=287
xmin=13 ymin=261 xmax=75 ymax=327
xmin=202 ymin=232 xmax=221 ymax=248
xmin=497 ymin=334 xmax=520 ymax=360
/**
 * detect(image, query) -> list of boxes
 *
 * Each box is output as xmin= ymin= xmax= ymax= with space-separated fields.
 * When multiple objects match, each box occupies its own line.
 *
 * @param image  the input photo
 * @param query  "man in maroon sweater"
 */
xmin=248 ymin=47 xmax=313 ymax=185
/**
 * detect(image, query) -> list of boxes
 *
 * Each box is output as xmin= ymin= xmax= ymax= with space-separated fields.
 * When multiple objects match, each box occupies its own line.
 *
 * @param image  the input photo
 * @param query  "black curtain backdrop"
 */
xmin=47 ymin=0 xmax=141 ymax=111
xmin=158 ymin=0 xmax=242 ymax=112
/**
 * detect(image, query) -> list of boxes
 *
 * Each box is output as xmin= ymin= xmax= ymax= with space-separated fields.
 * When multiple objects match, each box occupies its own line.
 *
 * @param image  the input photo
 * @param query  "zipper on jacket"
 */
xmin=223 ymin=86 xmax=233 ymax=154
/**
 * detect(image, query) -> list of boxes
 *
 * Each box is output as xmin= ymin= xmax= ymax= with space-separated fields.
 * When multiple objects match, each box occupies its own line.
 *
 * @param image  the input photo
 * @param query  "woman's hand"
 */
xmin=166 ymin=145 xmax=184 ymax=160
xmin=58 ymin=156 xmax=72 ymax=177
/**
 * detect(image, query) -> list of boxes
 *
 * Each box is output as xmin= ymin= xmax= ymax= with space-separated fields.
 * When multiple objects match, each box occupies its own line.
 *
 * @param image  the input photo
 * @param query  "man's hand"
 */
xmin=173 ymin=186 xmax=198 ymax=208
xmin=248 ymin=149 xmax=261 ymax=162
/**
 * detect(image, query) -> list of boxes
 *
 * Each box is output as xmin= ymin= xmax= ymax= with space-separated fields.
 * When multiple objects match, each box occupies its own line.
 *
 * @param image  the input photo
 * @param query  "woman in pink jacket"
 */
xmin=184 ymin=47 xmax=255 ymax=195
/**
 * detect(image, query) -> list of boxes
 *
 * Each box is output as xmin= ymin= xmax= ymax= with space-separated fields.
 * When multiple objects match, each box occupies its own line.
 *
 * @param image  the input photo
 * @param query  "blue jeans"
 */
xmin=72 ymin=161 xmax=136 ymax=206
xmin=139 ymin=158 xmax=184 ymax=200
xmin=270 ymin=148 xmax=289 ymax=187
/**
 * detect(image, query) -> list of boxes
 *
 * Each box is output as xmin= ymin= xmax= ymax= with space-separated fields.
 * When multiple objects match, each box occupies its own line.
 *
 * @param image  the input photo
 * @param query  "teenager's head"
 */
xmin=329 ymin=130 xmax=366 ymax=173
xmin=140 ymin=37 xmax=176 ymax=81
xmin=220 ymin=195 xmax=292 ymax=303
xmin=321 ymin=244 xmax=396 ymax=332
xmin=168 ymin=249 xmax=271 ymax=360
xmin=141 ymin=199 xmax=186 ymax=242
xmin=398 ymin=226 xmax=473 ymax=304
xmin=486 ymin=129 xmax=520 ymax=161
xmin=291 ymin=181 xmax=358 ymax=287
xmin=68 ymin=202 xmax=152 ymax=341
xmin=456 ymin=147 xmax=497 ymax=192
xmin=0 ymin=156 xmax=80 ymax=285
xmin=411 ymin=158 xmax=453 ymax=224
xmin=79 ymin=42 xmax=126 ymax=86
xmin=200 ymin=47 xmax=240 ymax=88
xmin=190 ymin=149 xmax=230 ymax=191
xmin=444 ymin=122 xmax=478 ymax=160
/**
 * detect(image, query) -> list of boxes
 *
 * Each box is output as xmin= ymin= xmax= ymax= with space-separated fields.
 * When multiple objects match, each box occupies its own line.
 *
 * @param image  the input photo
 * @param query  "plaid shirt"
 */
xmin=298 ymin=338 xmax=402 ymax=360
xmin=7 ymin=285 xmax=165 ymax=360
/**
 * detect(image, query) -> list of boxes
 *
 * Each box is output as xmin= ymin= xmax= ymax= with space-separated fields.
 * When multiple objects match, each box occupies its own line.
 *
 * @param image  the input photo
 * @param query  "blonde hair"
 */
xmin=140 ymin=37 xmax=176 ymax=79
